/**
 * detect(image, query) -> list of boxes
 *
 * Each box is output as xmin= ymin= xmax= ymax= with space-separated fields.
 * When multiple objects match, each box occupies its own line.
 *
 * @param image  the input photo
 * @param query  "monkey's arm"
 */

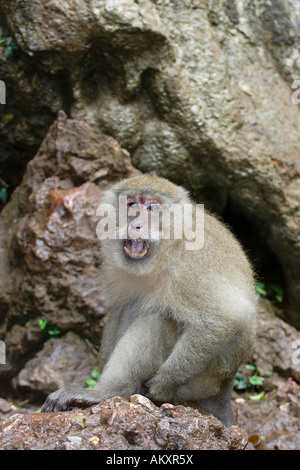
xmin=98 ymin=306 xmax=123 ymax=371
xmin=42 ymin=314 xmax=163 ymax=412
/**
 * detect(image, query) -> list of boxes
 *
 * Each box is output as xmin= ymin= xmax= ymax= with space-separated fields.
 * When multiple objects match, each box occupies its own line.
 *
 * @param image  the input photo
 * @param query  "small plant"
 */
xmin=255 ymin=281 xmax=284 ymax=303
xmin=38 ymin=318 xmax=48 ymax=331
xmin=48 ymin=326 xmax=61 ymax=338
xmin=268 ymin=283 xmax=284 ymax=303
xmin=38 ymin=319 xmax=61 ymax=338
xmin=85 ymin=369 xmax=101 ymax=388
xmin=0 ymin=163 xmax=9 ymax=205
xmin=233 ymin=368 xmax=249 ymax=391
xmin=245 ymin=364 xmax=264 ymax=387
xmin=255 ymin=282 xmax=267 ymax=297
xmin=234 ymin=364 xmax=271 ymax=400
xmin=0 ymin=29 xmax=18 ymax=56
xmin=248 ymin=391 xmax=265 ymax=401
xmin=0 ymin=187 xmax=7 ymax=204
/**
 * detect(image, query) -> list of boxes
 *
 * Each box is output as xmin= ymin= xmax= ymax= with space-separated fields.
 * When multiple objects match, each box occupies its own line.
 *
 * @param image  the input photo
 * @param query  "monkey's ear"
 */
xmin=142 ymin=170 xmax=158 ymax=179
xmin=99 ymin=186 xmax=118 ymax=206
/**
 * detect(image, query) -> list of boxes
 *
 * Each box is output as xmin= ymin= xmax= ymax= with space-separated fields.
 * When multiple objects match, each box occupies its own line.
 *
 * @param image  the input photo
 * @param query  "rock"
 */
xmin=0 ymin=398 xmax=13 ymax=415
xmin=15 ymin=332 xmax=98 ymax=396
xmin=233 ymin=379 xmax=300 ymax=450
xmin=232 ymin=300 xmax=300 ymax=450
xmin=0 ymin=395 xmax=248 ymax=450
xmin=0 ymin=398 xmax=36 ymax=419
xmin=253 ymin=299 xmax=300 ymax=383
xmin=0 ymin=111 xmax=139 ymax=393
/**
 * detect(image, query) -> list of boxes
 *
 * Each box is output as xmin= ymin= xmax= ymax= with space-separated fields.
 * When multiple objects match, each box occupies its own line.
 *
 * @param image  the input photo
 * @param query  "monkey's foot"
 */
xmin=41 ymin=388 xmax=102 ymax=413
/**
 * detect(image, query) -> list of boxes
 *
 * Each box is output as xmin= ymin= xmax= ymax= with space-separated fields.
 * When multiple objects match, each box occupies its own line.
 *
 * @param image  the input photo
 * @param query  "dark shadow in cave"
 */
xmin=222 ymin=198 xmax=289 ymax=316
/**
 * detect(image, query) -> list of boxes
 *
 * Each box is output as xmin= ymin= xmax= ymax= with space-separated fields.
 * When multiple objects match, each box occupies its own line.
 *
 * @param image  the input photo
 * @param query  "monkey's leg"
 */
xmin=197 ymin=378 xmax=235 ymax=426
xmin=144 ymin=322 xmax=240 ymax=405
xmin=42 ymin=314 xmax=168 ymax=413
xmin=174 ymin=372 xmax=235 ymax=425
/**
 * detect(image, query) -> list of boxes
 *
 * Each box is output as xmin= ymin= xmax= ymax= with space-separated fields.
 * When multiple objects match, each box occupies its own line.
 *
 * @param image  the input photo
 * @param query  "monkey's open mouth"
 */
xmin=123 ymin=239 xmax=150 ymax=259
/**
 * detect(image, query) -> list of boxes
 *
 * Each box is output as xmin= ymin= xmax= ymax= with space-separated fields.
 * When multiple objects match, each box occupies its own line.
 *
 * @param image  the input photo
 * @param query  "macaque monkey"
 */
xmin=42 ymin=173 xmax=257 ymax=426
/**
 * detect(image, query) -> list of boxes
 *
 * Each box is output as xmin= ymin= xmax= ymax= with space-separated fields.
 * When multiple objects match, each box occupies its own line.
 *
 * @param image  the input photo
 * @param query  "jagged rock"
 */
xmin=0 ymin=395 xmax=248 ymax=450
xmin=15 ymin=332 xmax=98 ymax=396
xmin=0 ymin=398 xmax=36 ymax=419
xmin=253 ymin=299 xmax=300 ymax=383
xmin=0 ymin=111 xmax=139 ymax=391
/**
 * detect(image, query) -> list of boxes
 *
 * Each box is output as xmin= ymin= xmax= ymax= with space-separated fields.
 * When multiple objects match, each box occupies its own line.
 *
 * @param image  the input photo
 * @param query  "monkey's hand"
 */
xmin=42 ymin=388 xmax=103 ymax=413
xmin=143 ymin=374 xmax=176 ymax=405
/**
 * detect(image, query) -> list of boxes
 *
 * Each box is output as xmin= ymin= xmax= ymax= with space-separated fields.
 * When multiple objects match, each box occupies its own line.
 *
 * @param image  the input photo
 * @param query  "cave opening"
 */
xmin=222 ymin=198 xmax=289 ymax=319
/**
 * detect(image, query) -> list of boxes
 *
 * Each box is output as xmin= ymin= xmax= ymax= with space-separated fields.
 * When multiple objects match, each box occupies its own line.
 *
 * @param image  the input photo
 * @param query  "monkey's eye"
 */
xmin=128 ymin=201 xmax=140 ymax=210
xmin=148 ymin=203 xmax=160 ymax=211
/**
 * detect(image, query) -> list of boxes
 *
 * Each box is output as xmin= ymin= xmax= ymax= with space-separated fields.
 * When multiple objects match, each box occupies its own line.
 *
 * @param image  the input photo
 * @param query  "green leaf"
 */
xmin=85 ymin=378 xmax=97 ymax=388
xmin=48 ymin=326 xmax=61 ymax=338
xmin=91 ymin=369 xmax=100 ymax=380
xmin=4 ymin=39 xmax=17 ymax=57
xmin=0 ymin=39 xmax=5 ymax=45
xmin=245 ymin=364 xmax=256 ymax=371
xmin=4 ymin=47 xmax=12 ymax=57
xmin=38 ymin=318 xmax=48 ymax=331
xmin=248 ymin=391 xmax=265 ymax=401
xmin=268 ymin=283 xmax=284 ymax=302
xmin=249 ymin=375 xmax=264 ymax=386
xmin=233 ymin=369 xmax=248 ymax=390
xmin=5 ymin=46 xmax=13 ymax=56
xmin=0 ymin=188 xmax=8 ymax=204
xmin=255 ymin=282 xmax=267 ymax=296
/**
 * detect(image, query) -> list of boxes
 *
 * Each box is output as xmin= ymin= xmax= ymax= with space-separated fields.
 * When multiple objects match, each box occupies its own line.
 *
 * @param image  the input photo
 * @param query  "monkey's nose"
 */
xmin=128 ymin=220 xmax=144 ymax=239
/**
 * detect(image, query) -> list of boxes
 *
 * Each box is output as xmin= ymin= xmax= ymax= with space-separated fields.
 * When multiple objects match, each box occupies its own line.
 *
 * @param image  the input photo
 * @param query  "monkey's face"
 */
xmin=122 ymin=196 xmax=163 ymax=262
xmin=98 ymin=174 xmax=191 ymax=276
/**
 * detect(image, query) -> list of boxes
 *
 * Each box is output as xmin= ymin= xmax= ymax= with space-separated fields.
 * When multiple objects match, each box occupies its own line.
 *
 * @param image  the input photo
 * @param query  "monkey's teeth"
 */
xmin=124 ymin=245 xmax=131 ymax=255
xmin=123 ymin=240 xmax=150 ymax=259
